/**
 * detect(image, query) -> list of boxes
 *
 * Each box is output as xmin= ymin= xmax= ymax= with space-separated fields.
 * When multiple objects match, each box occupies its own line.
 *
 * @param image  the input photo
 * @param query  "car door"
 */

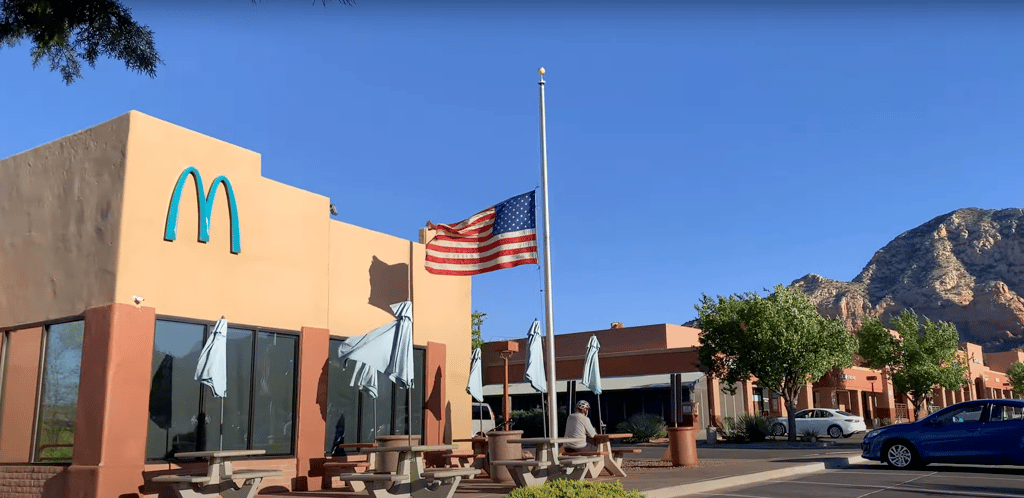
xmin=791 ymin=410 xmax=812 ymax=434
xmin=914 ymin=402 xmax=987 ymax=463
xmin=809 ymin=410 xmax=831 ymax=434
xmin=973 ymin=402 xmax=1024 ymax=465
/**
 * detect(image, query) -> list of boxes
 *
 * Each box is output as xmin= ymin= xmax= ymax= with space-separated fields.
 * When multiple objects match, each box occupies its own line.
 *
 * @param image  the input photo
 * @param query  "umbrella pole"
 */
xmin=219 ymin=398 xmax=225 ymax=450
xmin=408 ymin=387 xmax=413 ymax=447
xmin=541 ymin=393 xmax=547 ymax=438
xmin=597 ymin=394 xmax=604 ymax=435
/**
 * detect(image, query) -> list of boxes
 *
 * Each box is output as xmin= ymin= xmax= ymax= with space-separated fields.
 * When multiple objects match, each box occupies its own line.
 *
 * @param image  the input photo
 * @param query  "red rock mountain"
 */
xmin=791 ymin=207 xmax=1024 ymax=353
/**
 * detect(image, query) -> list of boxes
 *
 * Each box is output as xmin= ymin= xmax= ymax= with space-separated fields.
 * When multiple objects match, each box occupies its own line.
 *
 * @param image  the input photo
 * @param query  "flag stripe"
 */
xmin=426 ymin=242 xmax=539 ymax=264
xmin=425 ymin=254 xmax=538 ymax=275
xmin=428 ymin=231 xmax=536 ymax=252
xmin=424 ymin=191 xmax=538 ymax=276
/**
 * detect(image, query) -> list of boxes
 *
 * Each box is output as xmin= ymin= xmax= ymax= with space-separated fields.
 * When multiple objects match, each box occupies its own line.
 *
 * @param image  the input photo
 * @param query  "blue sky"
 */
xmin=3 ymin=1 xmax=1024 ymax=342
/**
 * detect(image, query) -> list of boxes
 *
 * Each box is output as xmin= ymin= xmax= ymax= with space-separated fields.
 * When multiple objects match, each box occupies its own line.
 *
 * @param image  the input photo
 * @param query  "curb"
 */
xmin=643 ymin=455 xmax=868 ymax=498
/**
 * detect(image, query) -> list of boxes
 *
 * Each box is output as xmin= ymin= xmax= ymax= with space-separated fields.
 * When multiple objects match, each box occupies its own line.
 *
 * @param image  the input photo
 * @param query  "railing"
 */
xmin=894 ymin=403 xmax=909 ymax=423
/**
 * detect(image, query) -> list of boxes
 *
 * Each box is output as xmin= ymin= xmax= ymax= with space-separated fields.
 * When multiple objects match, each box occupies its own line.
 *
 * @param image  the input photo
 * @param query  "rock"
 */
xmin=792 ymin=208 xmax=1024 ymax=353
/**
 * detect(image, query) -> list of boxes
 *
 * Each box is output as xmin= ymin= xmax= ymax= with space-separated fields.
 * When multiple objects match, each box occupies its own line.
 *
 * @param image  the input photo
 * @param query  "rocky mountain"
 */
xmin=792 ymin=207 xmax=1024 ymax=353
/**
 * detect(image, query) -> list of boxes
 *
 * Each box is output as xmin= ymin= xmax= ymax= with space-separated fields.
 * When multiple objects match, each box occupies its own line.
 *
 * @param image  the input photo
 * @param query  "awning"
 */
xmin=482 ymin=372 xmax=705 ymax=397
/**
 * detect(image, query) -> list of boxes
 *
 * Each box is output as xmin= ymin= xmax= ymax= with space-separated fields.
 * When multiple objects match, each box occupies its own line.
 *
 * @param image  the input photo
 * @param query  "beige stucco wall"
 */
xmin=1 ymin=110 xmax=474 ymax=438
xmin=327 ymin=221 xmax=473 ymax=436
xmin=115 ymin=111 xmax=331 ymax=331
xmin=0 ymin=115 xmax=129 ymax=326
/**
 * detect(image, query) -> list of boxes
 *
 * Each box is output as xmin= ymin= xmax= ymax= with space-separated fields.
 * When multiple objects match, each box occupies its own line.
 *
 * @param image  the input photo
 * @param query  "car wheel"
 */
xmin=827 ymin=425 xmax=844 ymax=439
xmin=883 ymin=441 xmax=919 ymax=469
xmin=770 ymin=423 xmax=786 ymax=436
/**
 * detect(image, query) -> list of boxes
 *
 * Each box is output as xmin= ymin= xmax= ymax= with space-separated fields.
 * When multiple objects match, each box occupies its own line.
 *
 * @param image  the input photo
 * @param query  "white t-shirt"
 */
xmin=564 ymin=411 xmax=597 ymax=449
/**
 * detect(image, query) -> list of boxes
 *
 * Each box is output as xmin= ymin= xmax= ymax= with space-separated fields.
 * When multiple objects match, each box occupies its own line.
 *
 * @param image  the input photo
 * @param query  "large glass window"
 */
xmin=324 ymin=338 xmax=425 ymax=455
xmin=146 ymin=319 xmax=298 ymax=461
xmin=34 ymin=321 xmax=84 ymax=463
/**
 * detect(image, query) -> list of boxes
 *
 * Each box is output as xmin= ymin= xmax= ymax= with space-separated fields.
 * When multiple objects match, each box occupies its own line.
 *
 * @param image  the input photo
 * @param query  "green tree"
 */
xmin=857 ymin=309 xmax=968 ymax=420
xmin=471 ymin=311 xmax=486 ymax=351
xmin=696 ymin=284 xmax=858 ymax=441
xmin=1006 ymin=361 xmax=1024 ymax=398
xmin=1 ymin=0 xmax=350 ymax=84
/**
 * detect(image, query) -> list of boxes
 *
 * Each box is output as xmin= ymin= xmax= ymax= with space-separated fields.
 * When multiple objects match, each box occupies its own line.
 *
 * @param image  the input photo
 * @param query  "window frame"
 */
xmin=31 ymin=318 xmax=86 ymax=463
xmin=147 ymin=315 xmax=301 ymax=462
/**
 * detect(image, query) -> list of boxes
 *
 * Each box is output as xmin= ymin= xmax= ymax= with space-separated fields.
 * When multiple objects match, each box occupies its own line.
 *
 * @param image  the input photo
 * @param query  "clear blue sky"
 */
xmin=3 ymin=2 xmax=1024 ymax=342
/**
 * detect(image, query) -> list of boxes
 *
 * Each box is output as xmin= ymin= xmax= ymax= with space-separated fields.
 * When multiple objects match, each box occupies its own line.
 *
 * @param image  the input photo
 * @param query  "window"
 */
xmin=935 ymin=403 xmax=985 ymax=425
xmin=145 ymin=319 xmax=298 ymax=461
xmin=324 ymin=337 xmax=425 ymax=455
xmin=988 ymin=403 xmax=1024 ymax=422
xmin=34 ymin=321 xmax=84 ymax=463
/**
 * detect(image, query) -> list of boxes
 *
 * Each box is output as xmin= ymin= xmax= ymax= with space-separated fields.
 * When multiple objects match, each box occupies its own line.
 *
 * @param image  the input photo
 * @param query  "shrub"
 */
xmin=614 ymin=413 xmax=667 ymax=443
xmin=800 ymin=427 xmax=821 ymax=440
xmin=510 ymin=408 xmax=547 ymax=438
xmin=506 ymin=479 xmax=645 ymax=498
xmin=719 ymin=414 xmax=773 ymax=442
xmin=738 ymin=413 xmax=772 ymax=442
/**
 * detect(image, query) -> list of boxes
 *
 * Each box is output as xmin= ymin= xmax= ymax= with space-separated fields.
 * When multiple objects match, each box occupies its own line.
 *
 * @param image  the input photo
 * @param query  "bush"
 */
xmin=614 ymin=413 xmax=667 ymax=443
xmin=719 ymin=413 xmax=773 ymax=442
xmin=510 ymin=408 xmax=547 ymax=438
xmin=506 ymin=479 xmax=645 ymax=498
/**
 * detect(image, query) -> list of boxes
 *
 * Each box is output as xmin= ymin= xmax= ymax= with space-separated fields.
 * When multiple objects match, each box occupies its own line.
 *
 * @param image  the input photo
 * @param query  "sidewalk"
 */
xmin=269 ymin=440 xmax=867 ymax=498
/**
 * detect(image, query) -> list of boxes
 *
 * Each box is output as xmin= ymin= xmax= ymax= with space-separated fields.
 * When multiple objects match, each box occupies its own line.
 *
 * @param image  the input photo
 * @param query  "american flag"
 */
xmin=425 ymin=191 xmax=538 ymax=276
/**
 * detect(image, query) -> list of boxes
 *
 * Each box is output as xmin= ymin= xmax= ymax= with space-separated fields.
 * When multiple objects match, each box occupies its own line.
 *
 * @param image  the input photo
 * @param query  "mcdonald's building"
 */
xmin=0 ymin=112 xmax=474 ymax=497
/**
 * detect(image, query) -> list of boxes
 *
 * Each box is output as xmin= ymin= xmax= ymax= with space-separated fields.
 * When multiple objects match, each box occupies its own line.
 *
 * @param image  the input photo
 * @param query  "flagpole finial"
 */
xmin=538 ymin=67 xmax=545 ymax=82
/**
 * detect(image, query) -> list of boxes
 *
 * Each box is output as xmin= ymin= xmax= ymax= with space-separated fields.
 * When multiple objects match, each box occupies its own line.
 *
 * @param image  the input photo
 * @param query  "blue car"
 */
xmin=862 ymin=399 xmax=1024 ymax=468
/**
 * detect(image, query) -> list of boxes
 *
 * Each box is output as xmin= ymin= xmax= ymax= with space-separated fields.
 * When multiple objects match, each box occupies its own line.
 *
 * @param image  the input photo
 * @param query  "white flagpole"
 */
xmin=538 ymin=67 xmax=559 ymax=439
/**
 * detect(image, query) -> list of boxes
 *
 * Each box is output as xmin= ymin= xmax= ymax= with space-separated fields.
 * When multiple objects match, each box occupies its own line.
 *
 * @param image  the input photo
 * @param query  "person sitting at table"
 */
xmin=563 ymin=400 xmax=598 ymax=453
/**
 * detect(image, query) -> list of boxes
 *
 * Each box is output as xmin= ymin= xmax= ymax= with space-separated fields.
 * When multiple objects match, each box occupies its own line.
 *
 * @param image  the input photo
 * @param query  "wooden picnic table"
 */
xmin=333 ymin=444 xmax=480 ymax=498
xmin=150 ymin=449 xmax=281 ymax=498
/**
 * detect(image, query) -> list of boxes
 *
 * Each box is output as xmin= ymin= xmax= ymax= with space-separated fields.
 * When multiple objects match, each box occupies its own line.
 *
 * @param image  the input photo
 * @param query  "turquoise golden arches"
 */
xmin=164 ymin=166 xmax=241 ymax=254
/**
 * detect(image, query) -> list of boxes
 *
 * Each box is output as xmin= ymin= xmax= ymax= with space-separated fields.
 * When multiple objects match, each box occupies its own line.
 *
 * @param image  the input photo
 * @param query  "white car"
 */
xmin=770 ymin=408 xmax=867 ymax=438
xmin=471 ymin=402 xmax=496 ymax=435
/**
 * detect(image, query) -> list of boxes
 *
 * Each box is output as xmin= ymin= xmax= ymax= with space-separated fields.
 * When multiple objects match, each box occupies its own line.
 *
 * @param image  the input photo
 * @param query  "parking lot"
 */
xmin=694 ymin=462 xmax=1024 ymax=497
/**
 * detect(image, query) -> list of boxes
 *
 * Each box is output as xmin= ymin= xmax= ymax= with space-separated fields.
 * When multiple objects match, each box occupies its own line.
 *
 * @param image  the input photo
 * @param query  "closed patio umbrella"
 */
xmin=338 ymin=301 xmax=415 ymax=443
xmin=194 ymin=317 xmax=228 ymax=448
xmin=582 ymin=335 xmax=604 ymax=433
xmin=467 ymin=348 xmax=484 ymax=434
xmin=523 ymin=319 xmax=548 ymax=436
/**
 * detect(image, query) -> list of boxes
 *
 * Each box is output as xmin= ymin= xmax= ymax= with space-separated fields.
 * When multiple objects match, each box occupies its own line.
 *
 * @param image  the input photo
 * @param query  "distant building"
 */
xmin=482 ymin=323 xmax=1022 ymax=433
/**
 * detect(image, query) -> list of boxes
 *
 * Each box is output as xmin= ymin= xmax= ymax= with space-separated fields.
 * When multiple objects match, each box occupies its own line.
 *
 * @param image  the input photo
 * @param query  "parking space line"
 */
xmin=855 ymin=471 xmax=933 ymax=498
xmin=778 ymin=475 xmax=1024 ymax=498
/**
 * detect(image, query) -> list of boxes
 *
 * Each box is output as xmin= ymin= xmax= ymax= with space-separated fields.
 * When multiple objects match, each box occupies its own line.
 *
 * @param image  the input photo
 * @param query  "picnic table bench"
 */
xmin=324 ymin=443 xmax=378 ymax=491
xmin=333 ymin=444 xmax=480 ymax=498
xmin=491 ymin=437 xmax=600 ymax=487
xmin=148 ymin=450 xmax=281 ymax=498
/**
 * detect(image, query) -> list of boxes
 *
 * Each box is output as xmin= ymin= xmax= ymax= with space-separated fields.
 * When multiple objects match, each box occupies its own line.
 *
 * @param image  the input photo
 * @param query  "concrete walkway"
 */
xmin=268 ymin=439 xmax=869 ymax=498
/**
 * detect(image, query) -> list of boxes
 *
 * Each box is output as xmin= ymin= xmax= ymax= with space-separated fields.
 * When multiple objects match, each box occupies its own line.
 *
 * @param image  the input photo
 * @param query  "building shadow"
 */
xmin=367 ymin=256 xmax=410 ymax=314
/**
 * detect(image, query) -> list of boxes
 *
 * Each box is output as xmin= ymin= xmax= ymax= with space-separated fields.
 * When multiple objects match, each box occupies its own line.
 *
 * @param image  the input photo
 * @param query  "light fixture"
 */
xmin=132 ymin=295 xmax=145 ymax=305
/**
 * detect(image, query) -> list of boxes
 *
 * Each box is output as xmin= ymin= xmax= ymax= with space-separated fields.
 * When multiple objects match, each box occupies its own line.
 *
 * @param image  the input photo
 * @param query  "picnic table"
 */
xmin=333 ymin=444 xmax=480 ymax=498
xmin=589 ymin=433 xmax=638 ymax=477
xmin=449 ymin=437 xmax=488 ymax=476
xmin=149 ymin=449 xmax=282 ymax=498
xmin=491 ymin=437 xmax=601 ymax=487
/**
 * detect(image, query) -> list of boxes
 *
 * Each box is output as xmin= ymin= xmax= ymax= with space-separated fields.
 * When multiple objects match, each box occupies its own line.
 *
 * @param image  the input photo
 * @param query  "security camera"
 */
xmin=329 ymin=203 xmax=339 ymax=216
xmin=133 ymin=295 xmax=145 ymax=305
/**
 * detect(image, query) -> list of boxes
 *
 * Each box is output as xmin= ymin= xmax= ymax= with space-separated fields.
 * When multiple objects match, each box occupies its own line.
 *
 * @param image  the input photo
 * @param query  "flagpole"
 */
xmin=538 ymin=67 xmax=559 ymax=439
